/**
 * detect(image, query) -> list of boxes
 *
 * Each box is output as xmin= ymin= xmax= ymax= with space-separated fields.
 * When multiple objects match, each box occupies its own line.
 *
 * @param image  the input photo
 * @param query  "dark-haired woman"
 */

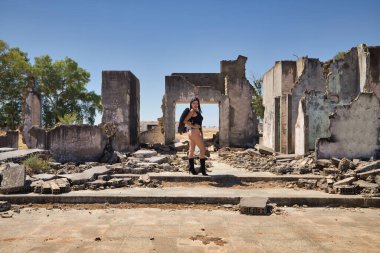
xmin=183 ymin=97 xmax=208 ymax=175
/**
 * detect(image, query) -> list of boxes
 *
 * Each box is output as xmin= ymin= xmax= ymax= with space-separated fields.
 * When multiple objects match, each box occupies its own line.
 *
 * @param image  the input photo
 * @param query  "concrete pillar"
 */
xmin=101 ymin=71 xmax=140 ymax=152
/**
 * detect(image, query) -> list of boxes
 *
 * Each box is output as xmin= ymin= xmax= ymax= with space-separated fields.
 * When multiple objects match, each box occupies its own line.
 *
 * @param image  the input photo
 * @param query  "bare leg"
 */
xmin=189 ymin=129 xmax=206 ymax=158
xmin=188 ymin=132 xmax=196 ymax=158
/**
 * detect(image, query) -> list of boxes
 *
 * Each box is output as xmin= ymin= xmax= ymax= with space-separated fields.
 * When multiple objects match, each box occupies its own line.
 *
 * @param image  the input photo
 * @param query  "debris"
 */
xmin=0 ymin=201 xmax=11 ymax=212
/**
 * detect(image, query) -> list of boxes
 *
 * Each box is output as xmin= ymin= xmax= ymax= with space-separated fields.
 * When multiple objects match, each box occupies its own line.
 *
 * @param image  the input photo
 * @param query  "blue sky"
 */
xmin=1 ymin=0 xmax=379 ymax=127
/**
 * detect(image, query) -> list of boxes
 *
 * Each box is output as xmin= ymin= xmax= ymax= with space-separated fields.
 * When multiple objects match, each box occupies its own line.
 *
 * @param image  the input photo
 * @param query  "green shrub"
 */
xmin=23 ymin=154 xmax=52 ymax=175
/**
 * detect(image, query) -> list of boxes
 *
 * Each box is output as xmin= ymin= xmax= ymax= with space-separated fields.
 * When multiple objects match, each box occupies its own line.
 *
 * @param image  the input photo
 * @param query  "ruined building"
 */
xmin=263 ymin=44 xmax=380 ymax=159
xmin=162 ymin=55 xmax=258 ymax=147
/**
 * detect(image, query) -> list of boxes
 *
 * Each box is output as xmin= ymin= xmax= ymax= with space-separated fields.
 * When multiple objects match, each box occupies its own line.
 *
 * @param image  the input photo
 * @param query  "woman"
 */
xmin=183 ymin=97 xmax=208 ymax=175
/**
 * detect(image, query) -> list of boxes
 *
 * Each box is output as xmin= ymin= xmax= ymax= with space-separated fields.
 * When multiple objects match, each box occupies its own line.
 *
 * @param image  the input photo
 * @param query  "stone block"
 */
xmin=239 ymin=197 xmax=268 ymax=215
xmin=0 ymin=163 xmax=25 ymax=194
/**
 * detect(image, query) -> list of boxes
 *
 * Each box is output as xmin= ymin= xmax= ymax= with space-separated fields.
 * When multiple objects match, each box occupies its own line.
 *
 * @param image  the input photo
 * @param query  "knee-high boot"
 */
xmin=188 ymin=158 xmax=197 ymax=175
xmin=200 ymin=158 xmax=208 ymax=176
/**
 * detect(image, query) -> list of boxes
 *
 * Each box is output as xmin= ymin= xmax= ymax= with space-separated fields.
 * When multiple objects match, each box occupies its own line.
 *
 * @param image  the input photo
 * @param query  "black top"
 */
xmin=190 ymin=111 xmax=203 ymax=127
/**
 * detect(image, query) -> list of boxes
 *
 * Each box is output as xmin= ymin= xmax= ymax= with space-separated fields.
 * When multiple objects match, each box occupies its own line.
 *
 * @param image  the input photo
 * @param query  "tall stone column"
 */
xmin=102 ymin=71 xmax=140 ymax=152
xmin=22 ymin=77 xmax=42 ymax=148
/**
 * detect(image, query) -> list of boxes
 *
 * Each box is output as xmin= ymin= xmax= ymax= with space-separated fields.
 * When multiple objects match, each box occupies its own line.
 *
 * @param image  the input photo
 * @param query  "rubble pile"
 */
xmin=217 ymin=147 xmax=380 ymax=196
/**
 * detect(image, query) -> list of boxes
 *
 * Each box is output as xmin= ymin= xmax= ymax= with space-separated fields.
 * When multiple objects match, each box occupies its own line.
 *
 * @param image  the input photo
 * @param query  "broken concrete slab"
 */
xmin=353 ymin=180 xmax=379 ymax=189
xmin=0 ymin=148 xmax=16 ymax=153
xmin=316 ymin=159 xmax=331 ymax=167
xmin=357 ymin=169 xmax=380 ymax=179
xmin=58 ymin=166 xmax=112 ymax=185
xmin=32 ymin=174 xmax=58 ymax=181
xmin=355 ymin=161 xmax=380 ymax=174
xmin=255 ymin=144 xmax=275 ymax=155
xmin=0 ymin=163 xmax=26 ymax=194
xmin=144 ymin=156 xmax=169 ymax=164
xmin=133 ymin=150 xmax=158 ymax=158
xmin=333 ymin=177 xmax=356 ymax=187
xmin=0 ymin=149 xmax=47 ymax=163
xmin=239 ymin=197 xmax=268 ymax=215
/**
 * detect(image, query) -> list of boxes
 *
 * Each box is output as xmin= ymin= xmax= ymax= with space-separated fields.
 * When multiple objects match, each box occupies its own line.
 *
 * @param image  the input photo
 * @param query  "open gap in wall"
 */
xmin=175 ymin=103 xmax=219 ymax=145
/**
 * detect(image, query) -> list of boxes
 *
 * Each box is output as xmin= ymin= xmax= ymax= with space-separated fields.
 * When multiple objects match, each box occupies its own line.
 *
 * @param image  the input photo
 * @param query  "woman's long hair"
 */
xmin=189 ymin=97 xmax=202 ymax=113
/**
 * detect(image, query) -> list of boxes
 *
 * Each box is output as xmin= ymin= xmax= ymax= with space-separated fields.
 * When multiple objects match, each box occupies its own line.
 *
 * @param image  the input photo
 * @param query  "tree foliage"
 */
xmin=32 ymin=55 xmax=102 ymax=127
xmin=251 ymin=75 xmax=264 ymax=119
xmin=0 ymin=40 xmax=31 ymax=130
xmin=0 ymin=40 xmax=102 ymax=129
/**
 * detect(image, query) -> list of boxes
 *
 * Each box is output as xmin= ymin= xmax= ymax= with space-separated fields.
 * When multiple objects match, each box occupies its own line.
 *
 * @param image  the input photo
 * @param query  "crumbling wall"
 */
xmin=225 ymin=77 xmax=258 ymax=147
xmin=0 ymin=131 xmax=18 ymax=148
xmin=49 ymin=125 xmax=108 ymax=163
xmin=290 ymin=58 xmax=325 ymax=153
xmin=295 ymin=91 xmax=336 ymax=155
xmin=262 ymin=61 xmax=297 ymax=152
xmin=327 ymin=47 xmax=361 ymax=104
xmin=102 ymin=71 xmax=140 ymax=152
xmin=316 ymin=93 xmax=380 ymax=160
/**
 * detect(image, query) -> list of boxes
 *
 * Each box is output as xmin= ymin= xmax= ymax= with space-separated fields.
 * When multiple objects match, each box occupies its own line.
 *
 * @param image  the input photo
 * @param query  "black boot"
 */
xmin=188 ymin=158 xmax=197 ymax=175
xmin=200 ymin=158 xmax=208 ymax=176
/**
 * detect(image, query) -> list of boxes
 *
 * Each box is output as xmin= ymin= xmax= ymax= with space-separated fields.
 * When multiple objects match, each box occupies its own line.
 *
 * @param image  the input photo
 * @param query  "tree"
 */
xmin=251 ymin=75 xmax=265 ymax=120
xmin=0 ymin=40 xmax=31 ymax=130
xmin=32 ymin=55 xmax=102 ymax=127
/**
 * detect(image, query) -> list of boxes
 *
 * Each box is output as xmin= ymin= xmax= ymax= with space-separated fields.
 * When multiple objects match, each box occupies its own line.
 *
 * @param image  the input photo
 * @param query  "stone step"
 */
xmin=111 ymin=173 xmax=323 ymax=182
xmin=0 ymin=188 xmax=379 ymax=207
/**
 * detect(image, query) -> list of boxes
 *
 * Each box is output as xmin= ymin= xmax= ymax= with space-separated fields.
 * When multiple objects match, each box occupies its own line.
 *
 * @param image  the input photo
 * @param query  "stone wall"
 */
xmin=48 ymin=125 xmax=108 ymax=163
xmin=316 ymin=93 xmax=380 ymax=160
xmin=327 ymin=47 xmax=361 ymax=104
xmin=0 ymin=131 xmax=18 ymax=149
xmin=102 ymin=71 xmax=140 ymax=152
